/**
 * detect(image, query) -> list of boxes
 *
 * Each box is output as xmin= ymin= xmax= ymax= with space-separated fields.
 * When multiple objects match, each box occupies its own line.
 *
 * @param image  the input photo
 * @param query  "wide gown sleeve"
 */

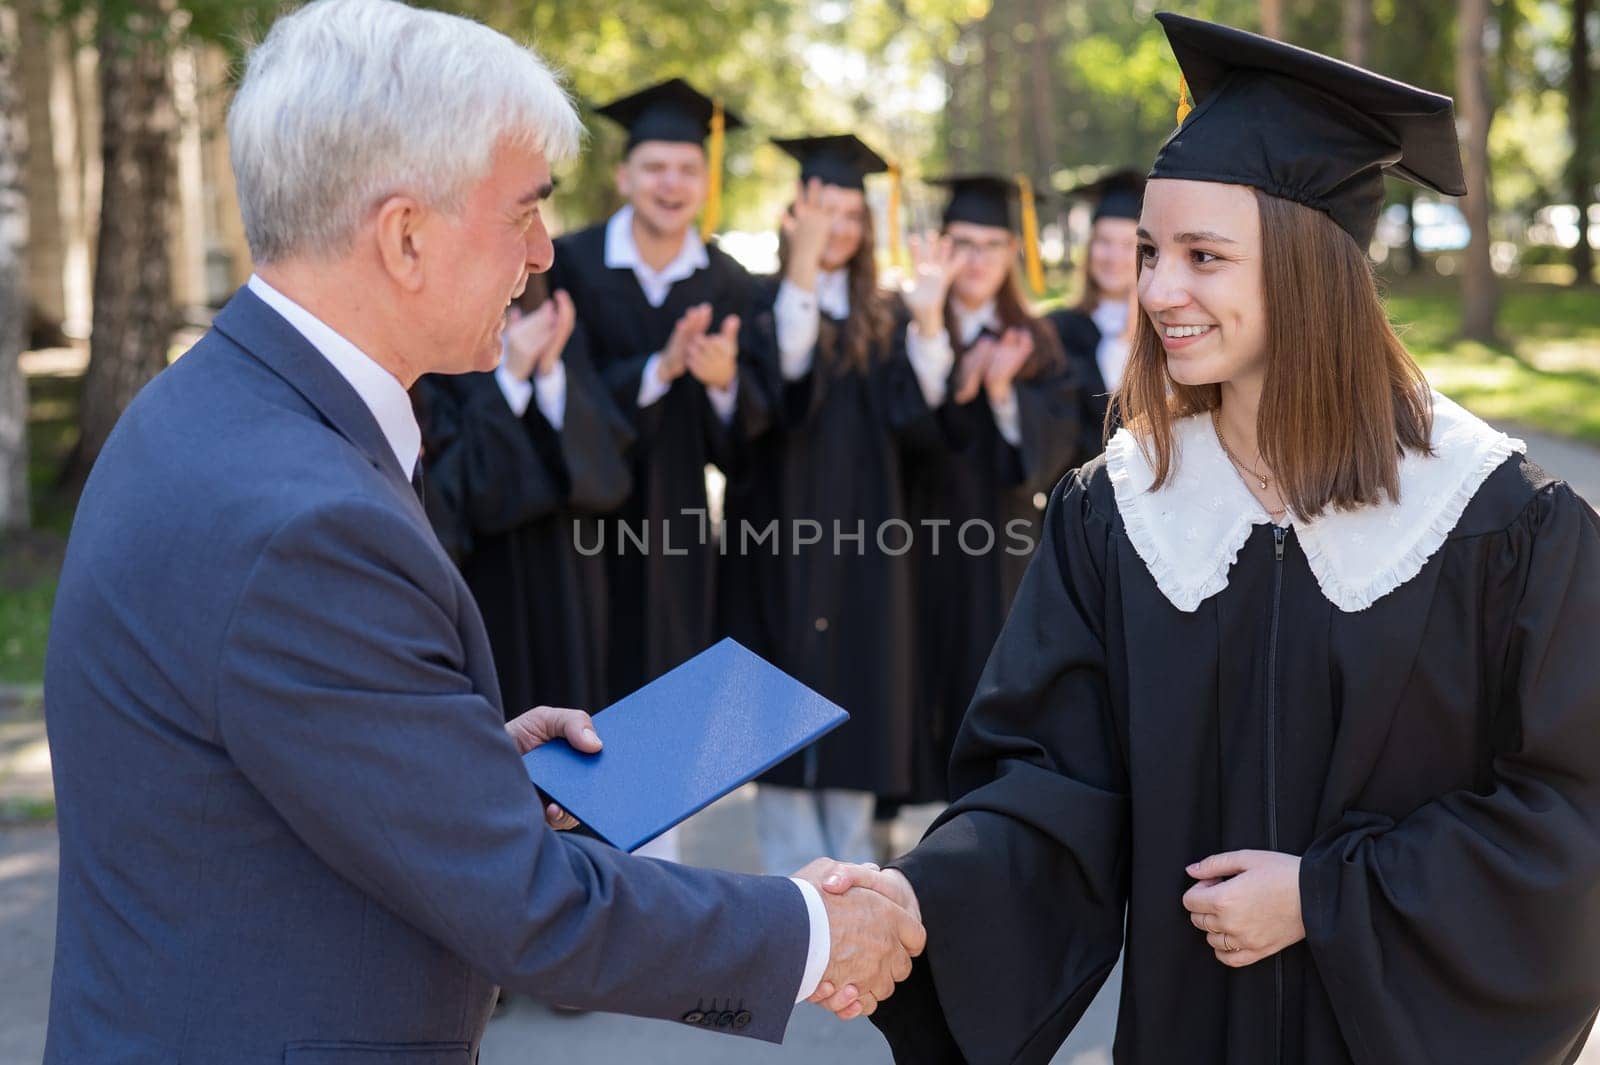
xmin=1300 ymin=482 xmax=1600 ymax=1064
xmin=871 ymin=470 xmax=1131 ymax=1065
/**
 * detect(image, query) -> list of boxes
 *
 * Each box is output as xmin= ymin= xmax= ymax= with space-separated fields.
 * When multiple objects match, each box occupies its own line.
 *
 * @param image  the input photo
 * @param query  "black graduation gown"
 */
xmin=871 ymin=454 xmax=1600 ymax=1065
xmin=1048 ymin=307 xmax=1114 ymax=459
xmin=901 ymin=355 xmax=1080 ymax=801
xmin=731 ymin=283 xmax=937 ymax=795
xmin=412 ymin=327 xmax=633 ymax=717
xmin=545 ymin=223 xmax=768 ymax=697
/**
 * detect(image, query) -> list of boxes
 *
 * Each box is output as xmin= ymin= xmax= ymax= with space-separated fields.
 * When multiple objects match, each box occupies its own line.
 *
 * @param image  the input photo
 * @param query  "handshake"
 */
xmin=792 ymin=858 xmax=925 ymax=1020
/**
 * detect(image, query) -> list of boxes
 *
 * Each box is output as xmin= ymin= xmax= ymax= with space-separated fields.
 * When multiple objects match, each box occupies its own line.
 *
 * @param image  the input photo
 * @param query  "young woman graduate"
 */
xmin=413 ymin=274 xmax=634 ymax=717
xmin=1048 ymin=169 xmax=1144 ymax=458
xmin=825 ymin=14 xmax=1600 ymax=1065
xmin=734 ymin=135 xmax=937 ymax=874
xmin=898 ymin=175 xmax=1081 ymax=802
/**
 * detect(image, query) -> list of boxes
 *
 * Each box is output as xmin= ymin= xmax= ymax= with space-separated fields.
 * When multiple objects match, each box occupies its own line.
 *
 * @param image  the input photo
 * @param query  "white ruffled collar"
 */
xmin=1104 ymin=393 xmax=1525 ymax=613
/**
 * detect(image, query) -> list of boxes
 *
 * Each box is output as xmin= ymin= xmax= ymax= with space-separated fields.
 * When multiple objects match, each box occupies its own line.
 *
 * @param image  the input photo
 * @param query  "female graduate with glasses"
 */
xmin=737 ymin=135 xmax=933 ymax=874
xmin=897 ymin=175 xmax=1081 ymax=803
xmin=1048 ymin=169 xmax=1145 ymax=459
xmin=828 ymin=14 xmax=1600 ymax=1063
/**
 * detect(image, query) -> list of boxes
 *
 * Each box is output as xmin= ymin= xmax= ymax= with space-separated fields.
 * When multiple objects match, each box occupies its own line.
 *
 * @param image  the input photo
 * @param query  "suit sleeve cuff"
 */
xmin=775 ymin=280 xmax=820 ymax=380
xmin=788 ymin=877 xmax=831 ymax=1003
xmin=495 ymin=362 xmax=535 ymax=417
xmin=989 ymin=389 xmax=1022 ymax=447
xmin=532 ymin=360 xmax=567 ymax=431
xmin=707 ymin=377 xmax=740 ymax=424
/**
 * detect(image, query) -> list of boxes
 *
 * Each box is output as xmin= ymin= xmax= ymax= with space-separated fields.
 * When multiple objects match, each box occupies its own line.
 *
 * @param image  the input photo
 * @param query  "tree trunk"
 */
xmin=66 ymin=0 xmax=178 ymax=487
xmin=1343 ymin=0 xmax=1372 ymax=65
xmin=1261 ymin=0 xmax=1284 ymax=39
xmin=1457 ymin=0 xmax=1499 ymax=343
xmin=0 ymin=4 xmax=31 ymax=530
xmin=1570 ymin=0 xmax=1594 ymax=285
xmin=977 ymin=16 xmax=999 ymax=167
xmin=1029 ymin=0 xmax=1058 ymax=180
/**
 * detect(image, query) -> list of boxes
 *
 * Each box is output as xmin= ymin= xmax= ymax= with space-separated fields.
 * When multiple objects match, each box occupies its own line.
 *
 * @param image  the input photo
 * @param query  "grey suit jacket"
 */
xmin=43 ymin=288 xmax=809 ymax=1064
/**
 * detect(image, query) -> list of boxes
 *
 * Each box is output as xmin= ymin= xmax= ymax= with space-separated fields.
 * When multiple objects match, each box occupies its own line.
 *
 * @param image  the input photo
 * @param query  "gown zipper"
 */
xmin=1269 ymin=524 xmax=1286 ymax=1064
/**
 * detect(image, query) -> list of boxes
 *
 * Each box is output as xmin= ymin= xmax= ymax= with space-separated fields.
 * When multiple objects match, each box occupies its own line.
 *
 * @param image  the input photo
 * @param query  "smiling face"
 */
xmin=415 ymin=138 xmax=553 ymax=375
xmin=819 ymin=186 xmax=868 ymax=271
xmin=945 ymin=220 xmax=1017 ymax=309
xmin=1136 ymin=178 xmax=1267 ymax=391
xmin=616 ymin=140 xmax=708 ymax=240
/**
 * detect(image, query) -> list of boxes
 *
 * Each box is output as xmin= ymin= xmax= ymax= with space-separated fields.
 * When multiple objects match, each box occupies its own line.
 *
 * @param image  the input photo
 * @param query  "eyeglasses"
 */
xmin=950 ymin=236 xmax=1014 ymax=258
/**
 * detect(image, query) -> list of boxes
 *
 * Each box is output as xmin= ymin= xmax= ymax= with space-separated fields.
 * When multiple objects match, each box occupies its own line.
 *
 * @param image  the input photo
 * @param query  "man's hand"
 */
xmin=535 ymin=289 xmax=576 ymax=377
xmin=685 ymin=314 xmax=740 ymax=391
xmin=658 ymin=303 xmax=713 ymax=384
xmin=797 ymin=859 xmax=925 ymax=1020
xmin=983 ymin=326 xmax=1035 ymax=405
xmin=1182 ymin=850 xmax=1305 ymax=968
xmin=504 ymin=706 xmax=602 ymax=831
xmin=502 ymin=300 xmax=560 ymax=382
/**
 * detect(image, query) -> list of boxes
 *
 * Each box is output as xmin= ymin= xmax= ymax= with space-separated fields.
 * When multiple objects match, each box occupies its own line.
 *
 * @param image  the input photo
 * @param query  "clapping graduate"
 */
xmin=413 ymin=272 xmax=634 ymax=716
xmin=740 ymin=135 xmax=929 ymax=874
xmin=545 ymin=79 xmax=766 ymax=705
xmin=1049 ymin=169 xmax=1144 ymax=457
xmin=848 ymin=14 xmax=1600 ymax=1063
xmin=898 ymin=175 xmax=1080 ymax=802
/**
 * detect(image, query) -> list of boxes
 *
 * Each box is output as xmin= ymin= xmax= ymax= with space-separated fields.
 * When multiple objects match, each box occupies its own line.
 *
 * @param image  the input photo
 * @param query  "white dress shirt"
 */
xmin=254 ymin=273 xmax=829 ymax=1002
xmin=904 ymin=299 xmax=1022 ymax=445
xmin=1090 ymin=297 xmax=1132 ymax=392
xmin=604 ymin=207 xmax=739 ymax=422
xmin=774 ymin=271 xmax=850 ymax=381
xmin=248 ymin=274 xmax=421 ymax=478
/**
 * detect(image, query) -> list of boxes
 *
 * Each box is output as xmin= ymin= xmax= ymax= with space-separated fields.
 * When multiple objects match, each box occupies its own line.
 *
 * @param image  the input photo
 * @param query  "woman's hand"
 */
xmin=952 ymin=339 xmax=992 ymax=405
xmin=903 ymin=231 xmax=966 ymax=338
xmin=983 ymin=326 xmax=1034 ymax=405
xmin=1182 ymin=850 xmax=1305 ymax=968
xmin=781 ymin=178 xmax=836 ymax=291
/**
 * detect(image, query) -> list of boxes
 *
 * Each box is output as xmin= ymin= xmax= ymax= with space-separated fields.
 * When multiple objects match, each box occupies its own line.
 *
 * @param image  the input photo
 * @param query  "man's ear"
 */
xmin=374 ymin=194 xmax=427 ymax=293
xmin=614 ymin=161 xmax=633 ymax=200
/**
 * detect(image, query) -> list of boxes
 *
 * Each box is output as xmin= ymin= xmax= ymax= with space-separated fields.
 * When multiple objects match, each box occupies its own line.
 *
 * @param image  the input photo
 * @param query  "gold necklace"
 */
xmin=1211 ymin=408 xmax=1272 ymax=491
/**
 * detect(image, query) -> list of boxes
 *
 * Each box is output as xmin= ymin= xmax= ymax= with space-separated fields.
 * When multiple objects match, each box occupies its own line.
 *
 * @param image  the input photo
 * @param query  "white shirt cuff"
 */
xmin=989 ymin=389 xmax=1022 ymax=447
xmin=774 ymin=280 xmax=820 ymax=381
xmin=637 ymin=352 xmax=672 ymax=409
xmin=904 ymin=323 xmax=954 ymax=409
xmin=707 ymin=376 xmax=739 ymax=424
xmin=495 ymin=362 xmax=535 ymax=418
xmin=533 ymin=360 xmax=567 ymax=432
xmin=789 ymin=877 xmax=831 ymax=1003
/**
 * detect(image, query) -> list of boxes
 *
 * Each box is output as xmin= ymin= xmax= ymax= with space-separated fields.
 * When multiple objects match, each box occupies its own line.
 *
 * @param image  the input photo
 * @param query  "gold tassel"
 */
xmin=1176 ymin=75 xmax=1193 ymax=125
xmin=1017 ymin=173 xmax=1046 ymax=297
xmin=700 ymin=99 xmax=726 ymax=242
xmin=887 ymin=161 xmax=906 ymax=269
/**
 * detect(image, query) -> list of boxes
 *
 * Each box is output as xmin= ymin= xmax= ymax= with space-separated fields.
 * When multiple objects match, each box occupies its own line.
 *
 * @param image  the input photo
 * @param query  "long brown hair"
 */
xmin=776 ymin=199 xmax=896 ymax=374
xmin=943 ymin=255 xmax=1067 ymax=381
xmin=1072 ymin=221 xmax=1112 ymax=314
xmin=1110 ymin=189 xmax=1433 ymax=519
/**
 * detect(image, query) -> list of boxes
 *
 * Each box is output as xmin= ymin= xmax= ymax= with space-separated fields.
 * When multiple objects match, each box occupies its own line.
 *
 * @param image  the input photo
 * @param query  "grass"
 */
xmin=1384 ymin=277 xmax=1600 ymax=444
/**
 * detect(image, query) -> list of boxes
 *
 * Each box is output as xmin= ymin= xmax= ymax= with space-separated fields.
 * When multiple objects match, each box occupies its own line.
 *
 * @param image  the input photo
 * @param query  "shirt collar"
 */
xmin=953 ymin=300 xmax=1001 ymax=347
xmin=247 ymin=274 xmax=421 ymax=478
xmin=603 ymin=206 xmax=709 ymax=300
xmin=1104 ymin=392 xmax=1524 ymax=613
xmin=816 ymin=268 xmax=850 ymax=320
xmin=1091 ymin=297 xmax=1129 ymax=338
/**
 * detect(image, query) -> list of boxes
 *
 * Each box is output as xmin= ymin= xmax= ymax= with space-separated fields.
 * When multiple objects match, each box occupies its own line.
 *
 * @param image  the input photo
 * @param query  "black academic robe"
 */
xmin=901 ymin=355 xmax=1080 ymax=802
xmin=546 ymin=223 xmax=767 ymax=697
xmin=729 ymin=283 xmax=938 ymax=795
xmin=1049 ymin=307 xmax=1114 ymax=459
xmin=871 ymin=454 xmax=1600 ymax=1065
xmin=413 ymin=327 xmax=633 ymax=717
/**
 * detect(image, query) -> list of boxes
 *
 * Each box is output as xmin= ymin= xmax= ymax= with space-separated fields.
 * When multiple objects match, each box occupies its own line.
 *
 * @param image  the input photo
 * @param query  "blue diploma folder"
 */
xmin=521 ymin=638 xmax=850 ymax=852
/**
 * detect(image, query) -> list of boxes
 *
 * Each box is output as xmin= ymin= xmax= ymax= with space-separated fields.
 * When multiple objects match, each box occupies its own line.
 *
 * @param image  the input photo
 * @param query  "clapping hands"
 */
xmin=503 ymin=290 xmax=575 ymax=381
xmin=792 ymin=858 xmax=925 ymax=1020
xmin=657 ymin=303 xmax=740 ymax=392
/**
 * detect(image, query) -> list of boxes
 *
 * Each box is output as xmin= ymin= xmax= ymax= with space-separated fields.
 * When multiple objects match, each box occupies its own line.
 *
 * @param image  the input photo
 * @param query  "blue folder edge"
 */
xmin=520 ymin=638 xmax=850 ymax=852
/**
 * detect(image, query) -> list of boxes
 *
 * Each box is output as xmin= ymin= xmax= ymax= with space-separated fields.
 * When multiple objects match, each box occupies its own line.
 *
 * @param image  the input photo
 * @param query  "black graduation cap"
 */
xmin=594 ymin=78 xmax=746 ymax=151
xmin=1149 ymin=12 xmax=1466 ymax=248
xmin=773 ymin=134 xmax=889 ymax=191
xmin=1065 ymin=168 xmax=1146 ymax=223
xmin=928 ymin=174 xmax=1024 ymax=231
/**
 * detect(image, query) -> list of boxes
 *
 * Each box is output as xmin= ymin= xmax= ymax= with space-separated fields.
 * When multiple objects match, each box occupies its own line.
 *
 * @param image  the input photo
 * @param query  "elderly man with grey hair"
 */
xmin=41 ymin=2 xmax=921 ymax=1062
